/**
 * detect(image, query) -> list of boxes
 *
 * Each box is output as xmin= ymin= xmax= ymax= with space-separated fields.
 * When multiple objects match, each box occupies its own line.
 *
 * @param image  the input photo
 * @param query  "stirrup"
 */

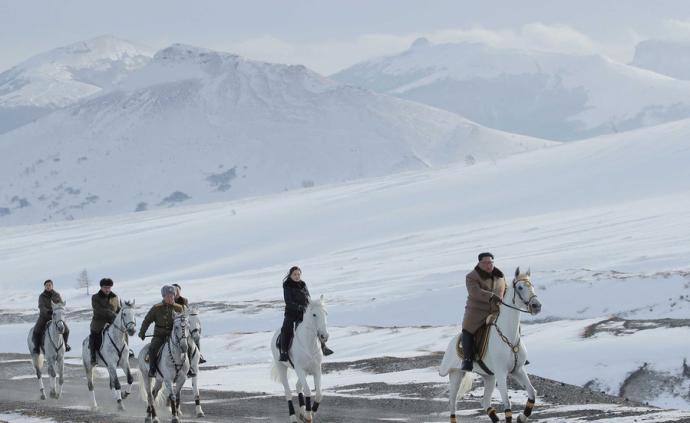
xmin=199 ymin=356 xmax=207 ymax=364
xmin=187 ymin=369 xmax=196 ymax=377
xmin=322 ymin=346 xmax=334 ymax=356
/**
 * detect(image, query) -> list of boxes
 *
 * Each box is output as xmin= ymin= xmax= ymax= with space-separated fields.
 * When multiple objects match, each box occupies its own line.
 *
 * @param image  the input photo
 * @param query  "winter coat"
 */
xmin=90 ymin=290 xmax=120 ymax=332
xmin=38 ymin=290 xmax=63 ymax=322
xmin=462 ymin=266 xmax=506 ymax=334
xmin=139 ymin=302 xmax=185 ymax=339
xmin=283 ymin=280 xmax=310 ymax=320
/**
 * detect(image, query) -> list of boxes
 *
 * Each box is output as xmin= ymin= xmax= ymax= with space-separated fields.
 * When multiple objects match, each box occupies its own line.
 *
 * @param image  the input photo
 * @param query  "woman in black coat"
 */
xmin=279 ymin=266 xmax=333 ymax=361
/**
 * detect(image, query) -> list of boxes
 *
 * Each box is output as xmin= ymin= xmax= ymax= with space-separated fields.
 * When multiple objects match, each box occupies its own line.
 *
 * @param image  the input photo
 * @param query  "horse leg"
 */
xmin=295 ymin=369 xmax=312 ymax=423
xmin=164 ymin=379 xmax=178 ymax=423
xmin=511 ymin=366 xmax=537 ymax=423
xmin=57 ymin=356 xmax=65 ymax=399
xmin=85 ymin=363 xmax=98 ymax=409
xmin=48 ymin=360 xmax=57 ymax=399
xmin=312 ymin=367 xmax=322 ymax=415
xmin=278 ymin=363 xmax=297 ymax=423
xmin=33 ymin=355 xmax=46 ymax=400
xmin=480 ymin=374 xmax=497 ymax=420
xmin=174 ymin=378 xmax=185 ymax=420
xmin=192 ymin=372 xmax=204 ymax=417
xmin=121 ymin=357 xmax=134 ymax=399
xmin=496 ymin=374 xmax=512 ymax=423
xmin=107 ymin=364 xmax=125 ymax=411
xmin=447 ymin=369 xmax=464 ymax=423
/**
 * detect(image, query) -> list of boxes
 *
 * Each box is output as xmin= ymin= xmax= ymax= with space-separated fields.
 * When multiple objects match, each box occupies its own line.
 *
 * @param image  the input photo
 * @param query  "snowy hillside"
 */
xmin=0 ymin=35 xmax=152 ymax=134
xmin=632 ymin=39 xmax=690 ymax=80
xmin=0 ymin=43 xmax=553 ymax=226
xmin=332 ymin=38 xmax=690 ymax=141
xmin=0 ymin=116 xmax=689 ymax=411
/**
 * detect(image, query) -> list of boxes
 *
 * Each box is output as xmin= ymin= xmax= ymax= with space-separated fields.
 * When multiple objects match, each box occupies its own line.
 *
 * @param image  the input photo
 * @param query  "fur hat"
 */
xmin=99 ymin=278 xmax=114 ymax=287
xmin=161 ymin=285 xmax=176 ymax=297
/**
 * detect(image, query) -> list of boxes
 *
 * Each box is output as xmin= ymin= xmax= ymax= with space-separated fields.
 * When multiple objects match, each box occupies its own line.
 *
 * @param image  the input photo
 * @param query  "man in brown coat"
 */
xmin=89 ymin=278 xmax=120 ymax=365
xmin=461 ymin=252 xmax=506 ymax=371
xmin=138 ymin=285 xmax=185 ymax=377
xmin=32 ymin=279 xmax=71 ymax=353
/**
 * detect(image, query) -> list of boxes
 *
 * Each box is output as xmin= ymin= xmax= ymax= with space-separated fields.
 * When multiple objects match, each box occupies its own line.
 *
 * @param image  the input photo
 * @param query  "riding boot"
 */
xmin=63 ymin=325 xmax=71 ymax=352
xmin=197 ymin=340 xmax=207 ymax=363
xmin=461 ymin=330 xmax=475 ymax=371
xmin=149 ymin=361 xmax=157 ymax=377
xmin=88 ymin=333 xmax=97 ymax=365
xmin=320 ymin=340 xmax=334 ymax=356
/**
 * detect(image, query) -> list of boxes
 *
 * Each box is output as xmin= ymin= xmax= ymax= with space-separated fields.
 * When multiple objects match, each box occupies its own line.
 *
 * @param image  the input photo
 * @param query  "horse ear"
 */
xmin=320 ymin=294 xmax=324 ymax=304
xmin=527 ymin=267 xmax=531 ymax=276
xmin=515 ymin=267 xmax=521 ymax=277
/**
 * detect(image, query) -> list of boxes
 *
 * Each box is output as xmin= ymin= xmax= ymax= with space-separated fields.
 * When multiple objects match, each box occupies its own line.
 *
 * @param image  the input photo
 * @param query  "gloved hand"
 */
xmin=490 ymin=294 xmax=502 ymax=305
xmin=138 ymin=332 xmax=146 ymax=341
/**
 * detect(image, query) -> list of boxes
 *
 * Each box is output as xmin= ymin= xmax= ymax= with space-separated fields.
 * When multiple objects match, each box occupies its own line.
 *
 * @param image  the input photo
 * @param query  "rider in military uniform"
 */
xmin=32 ymin=279 xmax=71 ymax=353
xmin=138 ymin=285 xmax=184 ymax=377
xmin=89 ymin=278 xmax=120 ymax=365
xmin=171 ymin=283 xmax=206 ymax=366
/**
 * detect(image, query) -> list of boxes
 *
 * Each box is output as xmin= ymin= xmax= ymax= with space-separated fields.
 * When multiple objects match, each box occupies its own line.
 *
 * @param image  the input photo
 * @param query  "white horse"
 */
xmin=138 ymin=312 xmax=190 ymax=423
xmin=82 ymin=299 xmax=137 ymax=411
xmin=271 ymin=295 xmax=329 ymax=423
xmin=27 ymin=302 xmax=67 ymax=400
xmin=187 ymin=307 xmax=205 ymax=418
xmin=440 ymin=268 xmax=542 ymax=423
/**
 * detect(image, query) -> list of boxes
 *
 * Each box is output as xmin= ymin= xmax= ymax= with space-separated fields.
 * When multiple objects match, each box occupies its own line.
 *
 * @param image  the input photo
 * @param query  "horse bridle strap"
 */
xmin=506 ymin=278 xmax=538 ymax=313
xmin=47 ymin=320 xmax=65 ymax=352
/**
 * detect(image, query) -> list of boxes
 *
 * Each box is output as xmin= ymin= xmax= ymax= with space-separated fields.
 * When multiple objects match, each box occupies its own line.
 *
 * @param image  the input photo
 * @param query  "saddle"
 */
xmin=455 ymin=324 xmax=491 ymax=367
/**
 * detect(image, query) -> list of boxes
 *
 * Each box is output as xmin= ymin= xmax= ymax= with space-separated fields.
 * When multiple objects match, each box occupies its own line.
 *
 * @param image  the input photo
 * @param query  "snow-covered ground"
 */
xmin=1 ymin=117 xmax=689 ymax=416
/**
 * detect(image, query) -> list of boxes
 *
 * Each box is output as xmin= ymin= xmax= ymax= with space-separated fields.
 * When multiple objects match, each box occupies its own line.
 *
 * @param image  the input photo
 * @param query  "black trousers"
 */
xmin=89 ymin=330 xmax=102 ymax=361
xmin=33 ymin=318 xmax=70 ymax=351
xmin=149 ymin=336 xmax=166 ymax=371
xmin=280 ymin=316 xmax=300 ymax=354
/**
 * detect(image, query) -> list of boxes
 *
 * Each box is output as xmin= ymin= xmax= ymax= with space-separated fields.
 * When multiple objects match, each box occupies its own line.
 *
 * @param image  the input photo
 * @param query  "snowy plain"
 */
xmin=1 ymin=115 xmax=689 ymax=419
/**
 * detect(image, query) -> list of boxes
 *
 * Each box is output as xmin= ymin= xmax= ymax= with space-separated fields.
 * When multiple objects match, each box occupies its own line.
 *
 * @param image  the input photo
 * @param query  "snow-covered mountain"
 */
xmin=332 ymin=38 xmax=690 ymax=141
xmin=0 ymin=43 xmax=553 ymax=226
xmin=0 ymin=35 xmax=153 ymax=134
xmin=632 ymin=39 xmax=690 ymax=80
xmin=0 ymin=114 xmax=689 ymax=411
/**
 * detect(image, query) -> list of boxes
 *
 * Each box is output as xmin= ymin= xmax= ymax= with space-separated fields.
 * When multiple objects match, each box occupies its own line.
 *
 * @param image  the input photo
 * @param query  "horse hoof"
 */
xmin=196 ymin=411 xmax=205 ymax=418
xmin=118 ymin=402 xmax=125 ymax=411
xmin=144 ymin=418 xmax=152 ymax=423
xmin=122 ymin=391 xmax=130 ymax=399
xmin=40 ymin=393 xmax=46 ymax=400
xmin=171 ymin=417 xmax=180 ymax=423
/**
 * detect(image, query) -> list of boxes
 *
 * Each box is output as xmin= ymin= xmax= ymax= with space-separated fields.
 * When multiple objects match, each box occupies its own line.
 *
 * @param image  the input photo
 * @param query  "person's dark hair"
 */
xmin=283 ymin=266 xmax=302 ymax=282
xmin=99 ymin=278 xmax=114 ymax=287
xmin=478 ymin=252 xmax=494 ymax=261
xmin=172 ymin=283 xmax=181 ymax=289
xmin=44 ymin=279 xmax=53 ymax=286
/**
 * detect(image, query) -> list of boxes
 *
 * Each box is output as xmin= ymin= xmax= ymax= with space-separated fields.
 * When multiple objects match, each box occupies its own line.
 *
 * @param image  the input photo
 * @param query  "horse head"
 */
xmin=51 ymin=302 xmax=67 ymax=334
xmin=305 ymin=295 xmax=329 ymax=344
xmin=120 ymin=299 xmax=137 ymax=336
xmin=172 ymin=312 xmax=189 ymax=348
xmin=188 ymin=307 xmax=202 ymax=344
xmin=512 ymin=267 xmax=542 ymax=315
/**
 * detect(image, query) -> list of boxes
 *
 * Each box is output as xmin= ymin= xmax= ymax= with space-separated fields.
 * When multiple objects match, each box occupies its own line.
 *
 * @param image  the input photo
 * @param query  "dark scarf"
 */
xmin=475 ymin=265 xmax=504 ymax=280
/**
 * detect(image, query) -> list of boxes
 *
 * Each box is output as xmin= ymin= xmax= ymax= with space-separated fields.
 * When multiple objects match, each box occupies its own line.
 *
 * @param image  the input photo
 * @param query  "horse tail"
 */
xmin=457 ymin=372 xmax=473 ymax=399
xmin=270 ymin=361 xmax=281 ymax=383
xmin=137 ymin=367 xmax=149 ymax=403
xmin=439 ymin=334 xmax=461 ymax=377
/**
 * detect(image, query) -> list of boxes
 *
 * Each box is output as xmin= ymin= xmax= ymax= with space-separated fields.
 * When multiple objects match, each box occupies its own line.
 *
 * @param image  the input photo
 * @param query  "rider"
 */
xmin=138 ymin=285 xmax=184 ymax=377
xmin=172 ymin=283 xmax=206 ymax=365
xmin=279 ymin=266 xmax=333 ymax=362
xmin=461 ymin=252 xmax=506 ymax=371
xmin=89 ymin=278 xmax=120 ymax=365
xmin=32 ymin=279 xmax=71 ymax=353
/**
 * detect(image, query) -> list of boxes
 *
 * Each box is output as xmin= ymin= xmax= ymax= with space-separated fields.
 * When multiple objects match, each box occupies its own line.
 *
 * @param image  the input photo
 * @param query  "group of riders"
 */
xmin=31 ymin=279 xmax=207 ymax=377
xmin=31 ymin=265 xmax=336 ymax=373
xmin=32 ymin=253 xmax=503 ymax=376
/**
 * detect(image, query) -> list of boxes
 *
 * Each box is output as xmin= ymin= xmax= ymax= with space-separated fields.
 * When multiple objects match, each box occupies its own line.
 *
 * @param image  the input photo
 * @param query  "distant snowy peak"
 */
xmin=333 ymin=39 xmax=690 ymax=141
xmin=0 ymin=35 xmax=153 ymax=109
xmin=116 ymin=43 xmax=338 ymax=93
xmin=632 ymin=39 xmax=690 ymax=80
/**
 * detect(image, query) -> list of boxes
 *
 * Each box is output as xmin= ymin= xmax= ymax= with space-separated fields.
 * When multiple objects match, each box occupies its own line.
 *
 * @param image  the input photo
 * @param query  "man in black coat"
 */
xmin=32 ymin=280 xmax=70 ymax=353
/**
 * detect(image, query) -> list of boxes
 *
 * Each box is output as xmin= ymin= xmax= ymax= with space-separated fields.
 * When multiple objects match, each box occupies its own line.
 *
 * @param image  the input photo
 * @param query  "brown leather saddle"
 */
xmin=456 ymin=323 xmax=493 ymax=375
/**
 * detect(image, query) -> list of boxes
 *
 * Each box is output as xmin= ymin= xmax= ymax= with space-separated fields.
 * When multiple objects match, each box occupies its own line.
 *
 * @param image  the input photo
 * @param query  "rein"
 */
xmin=47 ymin=319 xmax=65 ymax=352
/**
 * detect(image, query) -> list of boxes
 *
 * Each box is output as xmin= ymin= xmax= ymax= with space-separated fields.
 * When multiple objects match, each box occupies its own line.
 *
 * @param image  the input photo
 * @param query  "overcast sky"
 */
xmin=2 ymin=0 xmax=690 ymax=75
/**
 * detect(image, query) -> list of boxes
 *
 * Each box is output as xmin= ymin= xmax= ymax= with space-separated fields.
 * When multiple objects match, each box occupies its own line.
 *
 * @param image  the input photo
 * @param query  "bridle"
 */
xmin=500 ymin=277 xmax=538 ymax=314
xmin=112 ymin=307 xmax=136 ymax=334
